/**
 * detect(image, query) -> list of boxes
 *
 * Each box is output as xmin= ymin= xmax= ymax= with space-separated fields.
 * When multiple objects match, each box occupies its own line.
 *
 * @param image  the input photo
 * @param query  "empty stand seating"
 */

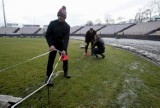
xmin=0 ymin=22 xmax=160 ymax=39
xmin=70 ymin=26 xmax=84 ymax=34
xmin=74 ymin=25 xmax=105 ymax=35
xmin=123 ymin=22 xmax=160 ymax=35
xmin=0 ymin=27 xmax=19 ymax=35
xmin=16 ymin=27 xmax=40 ymax=34
xmin=97 ymin=23 xmax=134 ymax=35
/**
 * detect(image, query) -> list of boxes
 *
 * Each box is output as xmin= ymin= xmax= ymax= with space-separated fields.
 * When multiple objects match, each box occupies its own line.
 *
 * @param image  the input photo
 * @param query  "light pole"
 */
xmin=2 ymin=0 xmax=7 ymax=27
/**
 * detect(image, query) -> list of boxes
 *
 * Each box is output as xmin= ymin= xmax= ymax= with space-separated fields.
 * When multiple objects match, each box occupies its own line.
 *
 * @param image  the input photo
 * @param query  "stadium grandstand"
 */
xmin=97 ymin=23 xmax=135 ymax=37
xmin=0 ymin=24 xmax=42 ymax=37
xmin=0 ymin=27 xmax=19 ymax=36
xmin=15 ymin=25 xmax=41 ymax=36
xmin=73 ymin=25 xmax=106 ymax=35
xmin=149 ymin=29 xmax=160 ymax=35
xmin=70 ymin=26 xmax=84 ymax=35
xmin=123 ymin=22 xmax=160 ymax=35
xmin=36 ymin=25 xmax=48 ymax=35
xmin=0 ymin=21 xmax=160 ymax=40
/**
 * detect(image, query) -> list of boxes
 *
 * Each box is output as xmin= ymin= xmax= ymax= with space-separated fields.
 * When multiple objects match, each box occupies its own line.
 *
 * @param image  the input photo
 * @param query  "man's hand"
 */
xmin=49 ymin=45 xmax=56 ymax=52
xmin=62 ymin=50 xmax=66 ymax=55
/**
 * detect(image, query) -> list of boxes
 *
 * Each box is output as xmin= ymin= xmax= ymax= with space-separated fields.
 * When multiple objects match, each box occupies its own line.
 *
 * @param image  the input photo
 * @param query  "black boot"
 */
xmin=101 ymin=54 xmax=105 ymax=58
xmin=45 ymin=76 xmax=53 ymax=86
xmin=64 ymin=72 xmax=71 ymax=78
xmin=95 ymin=54 xmax=98 ymax=58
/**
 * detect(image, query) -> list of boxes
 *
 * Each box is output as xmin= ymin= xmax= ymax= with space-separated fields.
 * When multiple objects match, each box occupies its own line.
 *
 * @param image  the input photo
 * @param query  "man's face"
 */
xmin=58 ymin=16 xmax=65 ymax=22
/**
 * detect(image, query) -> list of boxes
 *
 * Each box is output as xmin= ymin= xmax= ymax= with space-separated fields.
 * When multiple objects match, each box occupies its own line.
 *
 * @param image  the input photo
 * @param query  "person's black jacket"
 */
xmin=45 ymin=19 xmax=70 ymax=51
xmin=85 ymin=30 xmax=96 ymax=42
xmin=92 ymin=38 xmax=105 ymax=50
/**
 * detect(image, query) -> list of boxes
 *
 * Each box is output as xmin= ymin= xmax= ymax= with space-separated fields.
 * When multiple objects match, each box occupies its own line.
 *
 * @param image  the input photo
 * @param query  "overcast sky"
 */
xmin=0 ymin=0 xmax=155 ymax=27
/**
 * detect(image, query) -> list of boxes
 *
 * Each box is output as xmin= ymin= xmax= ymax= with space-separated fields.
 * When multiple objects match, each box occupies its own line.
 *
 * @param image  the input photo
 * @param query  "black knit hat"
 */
xmin=57 ymin=6 xmax=67 ymax=19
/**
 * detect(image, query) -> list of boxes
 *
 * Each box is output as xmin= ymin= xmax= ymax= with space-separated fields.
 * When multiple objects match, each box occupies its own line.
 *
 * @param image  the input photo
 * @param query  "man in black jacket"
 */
xmin=92 ymin=34 xmax=105 ymax=58
xmin=85 ymin=28 xmax=96 ymax=56
xmin=45 ymin=6 xmax=70 ymax=85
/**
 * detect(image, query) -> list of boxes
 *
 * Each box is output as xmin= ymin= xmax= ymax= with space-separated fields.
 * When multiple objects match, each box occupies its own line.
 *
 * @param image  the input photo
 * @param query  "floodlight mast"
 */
xmin=2 ymin=0 xmax=7 ymax=27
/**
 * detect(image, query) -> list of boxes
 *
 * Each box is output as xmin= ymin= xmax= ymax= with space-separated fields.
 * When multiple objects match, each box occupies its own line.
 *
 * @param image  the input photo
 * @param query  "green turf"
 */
xmin=0 ymin=37 xmax=160 ymax=107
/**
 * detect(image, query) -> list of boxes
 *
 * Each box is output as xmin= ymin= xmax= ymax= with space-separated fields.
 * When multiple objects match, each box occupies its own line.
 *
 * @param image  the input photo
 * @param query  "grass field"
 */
xmin=0 ymin=37 xmax=160 ymax=107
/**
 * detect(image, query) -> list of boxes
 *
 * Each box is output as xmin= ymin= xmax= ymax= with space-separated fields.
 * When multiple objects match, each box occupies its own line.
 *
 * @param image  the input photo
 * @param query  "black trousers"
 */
xmin=85 ymin=41 xmax=94 ymax=54
xmin=46 ymin=50 xmax=68 ymax=77
xmin=92 ymin=48 xmax=104 ymax=55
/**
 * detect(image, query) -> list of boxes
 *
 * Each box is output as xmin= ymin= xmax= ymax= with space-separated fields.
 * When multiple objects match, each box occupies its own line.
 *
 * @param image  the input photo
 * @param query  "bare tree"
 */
xmin=110 ymin=19 xmax=115 ymax=24
xmin=85 ymin=20 xmax=94 ymax=26
xmin=141 ymin=11 xmax=147 ymax=21
xmin=104 ymin=14 xmax=114 ymax=24
xmin=144 ymin=9 xmax=152 ymax=21
xmin=135 ymin=9 xmax=143 ymax=23
xmin=128 ymin=19 xmax=135 ymax=23
xmin=135 ymin=7 xmax=153 ymax=22
xmin=117 ymin=16 xmax=125 ymax=24
xmin=153 ymin=0 xmax=160 ymax=16
xmin=95 ymin=19 xmax=102 ymax=25
xmin=157 ymin=1 xmax=160 ymax=16
xmin=135 ymin=0 xmax=160 ymax=22
xmin=146 ymin=0 xmax=160 ymax=17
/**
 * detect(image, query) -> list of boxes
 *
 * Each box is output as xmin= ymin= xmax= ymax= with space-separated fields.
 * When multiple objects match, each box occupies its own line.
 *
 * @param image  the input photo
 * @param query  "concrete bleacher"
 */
xmin=149 ymin=30 xmax=160 ymax=35
xmin=0 ymin=21 xmax=160 ymax=40
xmin=97 ymin=23 xmax=134 ymax=35
xmin=123 ymin=22 xmax=160 ymax=35
xmin=36 ymin=25 xmax=48 ymax=35
xmin=70 ymin=26 xmax=84 ymax=34
xmin=74 ymin=25 xmax=106 ymax=35
xmin=16 ymin=27 xmax=40 ymax=35
xmin=0 ymin=27 xmax=19 ymax=35
xmin=36 ymin=28 xmax=45 ymax=35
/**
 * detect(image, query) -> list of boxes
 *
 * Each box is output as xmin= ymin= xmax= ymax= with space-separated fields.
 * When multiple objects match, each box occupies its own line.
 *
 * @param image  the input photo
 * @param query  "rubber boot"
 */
xmin=86 ymin=51 xmax=88 ymax=57
xmin=64 ymin=72 xmax=71 ymax=78
xmin=95 ymin=54 xmax=98 ymax=58
xmin=101 ymin=54 xmax=105 ymax=58
xmin=45 ymin=76 xmax=53 ymax=86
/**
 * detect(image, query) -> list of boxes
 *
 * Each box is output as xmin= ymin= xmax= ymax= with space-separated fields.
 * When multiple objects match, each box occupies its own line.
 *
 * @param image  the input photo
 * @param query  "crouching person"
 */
xmin=92 ymin=34 xmax=105 ymax=58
